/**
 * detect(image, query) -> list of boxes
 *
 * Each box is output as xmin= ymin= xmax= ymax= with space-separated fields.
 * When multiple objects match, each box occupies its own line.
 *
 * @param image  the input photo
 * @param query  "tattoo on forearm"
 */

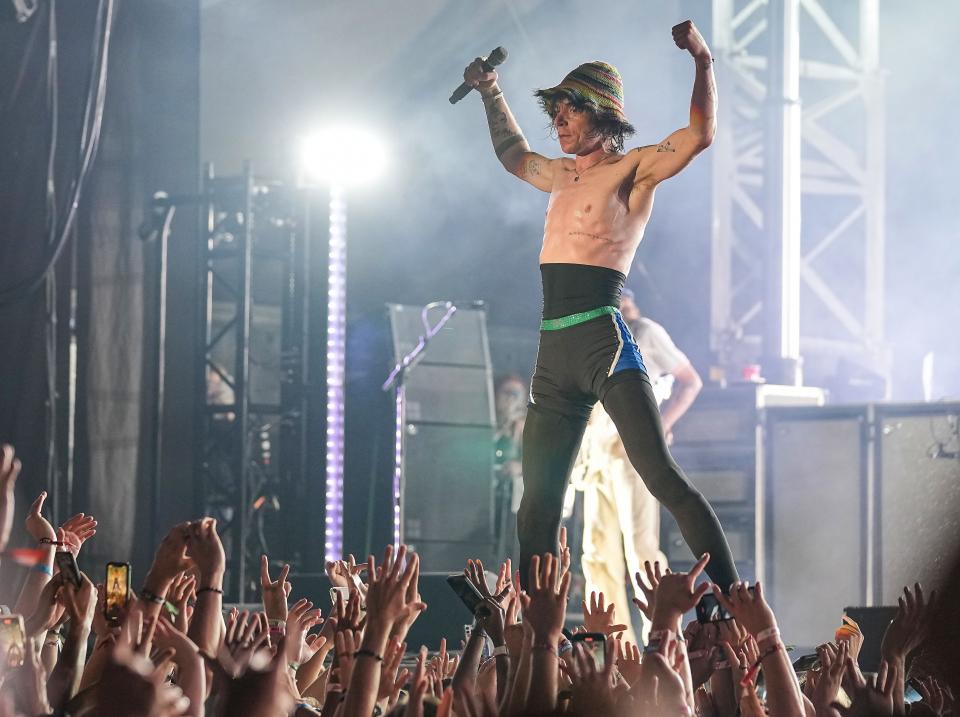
xmin=486 ymin=95 xmax=527 ymax=158
xmin=496 ymin=134 xmax=525 ymax=159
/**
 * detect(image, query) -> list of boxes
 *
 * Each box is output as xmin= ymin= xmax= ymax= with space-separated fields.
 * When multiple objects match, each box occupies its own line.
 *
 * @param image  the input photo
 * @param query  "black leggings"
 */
xmin=517 ymin=321 xmax=739 ymax=591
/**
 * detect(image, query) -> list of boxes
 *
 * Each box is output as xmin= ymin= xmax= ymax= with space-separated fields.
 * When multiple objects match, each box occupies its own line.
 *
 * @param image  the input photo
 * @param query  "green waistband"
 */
xmin=540 ymin=305 xmax=619 ymax=331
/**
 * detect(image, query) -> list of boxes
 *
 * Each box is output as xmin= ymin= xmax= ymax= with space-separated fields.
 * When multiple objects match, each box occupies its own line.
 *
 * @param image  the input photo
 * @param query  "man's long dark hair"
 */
xmin=534 ymin=88 xmax=636 ymax=153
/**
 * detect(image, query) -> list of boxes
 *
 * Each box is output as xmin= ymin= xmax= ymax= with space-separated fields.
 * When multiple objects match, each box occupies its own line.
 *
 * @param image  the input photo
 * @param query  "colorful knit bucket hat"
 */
xmin=534 ymin=61 xmax=629 ymax=123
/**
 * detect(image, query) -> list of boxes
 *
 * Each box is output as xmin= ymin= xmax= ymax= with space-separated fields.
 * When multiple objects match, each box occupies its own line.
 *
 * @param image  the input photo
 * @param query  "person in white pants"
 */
xmin=571 ymin=290 xmax=703 ymax=646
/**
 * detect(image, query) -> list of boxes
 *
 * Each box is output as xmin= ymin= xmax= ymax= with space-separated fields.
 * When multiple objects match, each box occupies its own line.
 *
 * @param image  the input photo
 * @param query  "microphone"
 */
xmin=449 ymin=46 xmax=508 ymax=104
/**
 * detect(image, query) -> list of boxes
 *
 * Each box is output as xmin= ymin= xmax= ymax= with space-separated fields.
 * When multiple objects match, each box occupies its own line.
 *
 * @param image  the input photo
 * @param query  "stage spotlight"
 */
xmin=300 ymin=127 xmax=388 ymax=187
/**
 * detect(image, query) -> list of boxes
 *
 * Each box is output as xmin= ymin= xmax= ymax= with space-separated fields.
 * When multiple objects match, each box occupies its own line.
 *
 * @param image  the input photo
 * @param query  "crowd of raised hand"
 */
xmin=0 ymin=442 xmax=954 ymax=716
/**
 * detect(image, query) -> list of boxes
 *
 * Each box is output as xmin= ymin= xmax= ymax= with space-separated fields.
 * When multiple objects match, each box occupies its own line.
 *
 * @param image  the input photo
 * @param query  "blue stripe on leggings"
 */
xmin=613 ymin=313 xmax=647 ymax=375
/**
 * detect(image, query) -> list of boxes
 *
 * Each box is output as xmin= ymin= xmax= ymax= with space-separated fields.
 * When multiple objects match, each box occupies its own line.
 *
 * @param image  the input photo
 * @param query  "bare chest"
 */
xmin=542 ymin=158 xmax=655 ymax=265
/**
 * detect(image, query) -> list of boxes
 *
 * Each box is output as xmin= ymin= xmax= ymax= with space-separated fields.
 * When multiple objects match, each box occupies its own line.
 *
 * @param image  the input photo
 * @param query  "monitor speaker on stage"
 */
xmin=387 ymin=304 xmax=497 ymax=573
xmin=764 ymin=407 xmax=869 ymax=649
xmin=875 ymin=404 xmax=960 ymax=602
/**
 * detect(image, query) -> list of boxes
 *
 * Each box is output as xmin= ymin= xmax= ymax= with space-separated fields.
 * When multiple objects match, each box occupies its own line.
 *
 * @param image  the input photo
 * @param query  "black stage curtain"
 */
xmin=0 ymin=1 xmax=199 ymax=595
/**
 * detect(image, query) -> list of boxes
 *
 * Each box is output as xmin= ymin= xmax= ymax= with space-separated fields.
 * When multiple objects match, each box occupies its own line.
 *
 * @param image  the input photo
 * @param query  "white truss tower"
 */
xmin=710 ymin=0 xmax=886 ymax=388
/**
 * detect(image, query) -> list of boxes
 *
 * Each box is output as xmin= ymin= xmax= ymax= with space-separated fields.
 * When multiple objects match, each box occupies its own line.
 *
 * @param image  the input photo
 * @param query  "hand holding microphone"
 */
xmin=451 ymin=46 xmax=508 ymax=104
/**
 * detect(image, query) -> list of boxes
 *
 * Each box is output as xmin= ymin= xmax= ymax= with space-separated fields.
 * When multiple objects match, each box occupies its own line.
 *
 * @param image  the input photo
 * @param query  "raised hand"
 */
xmin=376 ymin=638 xmax=409 ymax=709
xmin=651 ymin=553 xmax=711 ymax=625
xmin=672 ymin=20 xmax=711 ymax=61
xmin=633 ymin=559 xmax=668 ymax=620
xmin=520 ymin=553 xmax=570 ymax=642
xmin=147 ymin=522 xmax=193 ymax=586
xmin=0 ymin=445 xmax=22 ymax=550
xmin=837 ymin=658 xmax=898 ymax=717
xmin=259 ymin=554 xmax=291 ymax=621
xmin=391 ymin=550 xmax=425 ymax=641
xmin=916 ymin=676 xmax=949 ymax=717
xmin=616 ymin=639 xmax=643 ymax=687
xmin=567 ymin=638 xmax=617 ymax=715
xmin=60 ymin=512 xmax=97 ymax=559
xmin=463 ymin=57 xmax=498 ymax=95
xmin=811 ymin=640 xmax=847 ymax=714
xmin=0 ymin=444 xmax=21 ymax=493
xmin=713 ymin=580 xmax=778 ymax=637
xmin=365 ymin=545 xmax=425 ymax=634
xmin=405 ymin=647 xmax=430 ymax=717
xmin=168 ymin=571 xmax=196 ymax=633
xmin=334 ymin=628 xmax=360 ymax=687
xmin=835 ymin=614 xmax=864 ymax=663
xmin=187 ymin=518 xmax=225 ymax=583
xmin=880 ymin=582 xmax=932 ymax=660
xmin=60 ymin=572 xmax=98 ymax=632
xmin=25 ymin=491 xmax=57 ymax=543
xmin=218 ymin=610 xmax=270 ymax=678
xmin=582 ymin=591 xmax=629 ymax=637
xmin=284 ymin=597 xmax=323 ymax=664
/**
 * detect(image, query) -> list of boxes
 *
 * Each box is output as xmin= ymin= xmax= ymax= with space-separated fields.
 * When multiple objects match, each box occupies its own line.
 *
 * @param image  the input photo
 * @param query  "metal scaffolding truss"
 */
xmin=710 ymin=0 xmax=886 ymax=383
xmin=195 ymin=164 xmax=313 ymax=602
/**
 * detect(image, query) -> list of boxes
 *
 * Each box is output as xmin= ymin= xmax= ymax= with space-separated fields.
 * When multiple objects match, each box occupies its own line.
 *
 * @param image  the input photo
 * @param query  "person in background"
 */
xmin=571 ymin=289 xmax=703 ymax=645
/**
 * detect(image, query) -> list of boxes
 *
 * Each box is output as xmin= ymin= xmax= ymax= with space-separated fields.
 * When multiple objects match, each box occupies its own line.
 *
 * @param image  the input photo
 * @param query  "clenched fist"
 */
xmin=672 ymin=20 xmax=711 ymax=61
xmin=463 ymin=57 xmax=499 ymax=97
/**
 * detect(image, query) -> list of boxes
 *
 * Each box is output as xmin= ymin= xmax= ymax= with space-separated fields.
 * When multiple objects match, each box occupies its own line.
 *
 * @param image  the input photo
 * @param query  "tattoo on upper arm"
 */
xmin=523 ymin=158 xmax=541 ymax=177
xmin=656 ymin=141 xmax=676 ymax=153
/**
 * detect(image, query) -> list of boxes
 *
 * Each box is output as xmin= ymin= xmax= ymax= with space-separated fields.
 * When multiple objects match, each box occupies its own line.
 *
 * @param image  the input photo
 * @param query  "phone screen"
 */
xmin=696 ymin=593 xmax=731 ymax=623
xmin=55 ymin=551 xmax=81 ymax=588
xmin=571 ymin=632 xmax=606 ymax=668
xmin=0 ymin=615 xmax=25 ymax=668
xmin=105 ymin=563 xmax=131 ymax=621
xmin=446 ymin=574 xmax=485 ymax=615
xmin=330 ymin=586 xmax=350 ymax=607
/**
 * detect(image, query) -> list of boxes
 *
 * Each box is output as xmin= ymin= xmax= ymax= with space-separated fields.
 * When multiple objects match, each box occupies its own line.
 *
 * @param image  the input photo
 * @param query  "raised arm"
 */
xmin=635 ymin=20 xmax=717 ymax=186
xmin=462 ymin=58 xmax=555 ymax=192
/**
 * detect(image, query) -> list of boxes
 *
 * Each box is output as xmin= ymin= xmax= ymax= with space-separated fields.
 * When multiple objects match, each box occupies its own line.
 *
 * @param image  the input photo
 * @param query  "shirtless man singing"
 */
xmin=463 ymin=20 xmax=739 ymax=590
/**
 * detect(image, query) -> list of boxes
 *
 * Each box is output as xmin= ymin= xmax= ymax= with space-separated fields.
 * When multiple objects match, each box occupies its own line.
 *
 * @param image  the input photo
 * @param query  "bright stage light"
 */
xmin=300 ymin=127 xmax=388 ymax=187
xmin=302 ymin=125 xmax=387 ymax=563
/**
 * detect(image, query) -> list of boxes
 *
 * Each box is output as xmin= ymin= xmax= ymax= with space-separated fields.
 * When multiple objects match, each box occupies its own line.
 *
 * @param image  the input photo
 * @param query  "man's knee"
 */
xmin=641 ymin=462 xmax=702 ymax=511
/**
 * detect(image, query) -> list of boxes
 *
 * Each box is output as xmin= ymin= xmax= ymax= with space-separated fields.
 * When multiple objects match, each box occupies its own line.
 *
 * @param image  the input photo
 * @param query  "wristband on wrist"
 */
xmin=532 ymin=642 xmax=558 ymax=656
xmin=140 ymin=587 xmax=165 ymax=605
xmin=491 ymin=644 xmax=509 ymax=658
xmin=688 ymin=649 xmax=709 ymax=660
xmin=647 ymin=628 xmax=674 ymax=644
xmin=354 ymin=648 xmax=383 ymax=662
xmin=196 ymin=586 xmax=223 ymax=596
xmin=755 ymin=626 xmax=780 ymax=643
xmin=268 ymin=618 xmax=286 ymax=628
xmin=288 ymin=661 xmax=301 ymax=672
xmin=38 ymin=538 xmax=65 ymax=546
xmin=32 ymin=563 xmax=53 ymax=576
